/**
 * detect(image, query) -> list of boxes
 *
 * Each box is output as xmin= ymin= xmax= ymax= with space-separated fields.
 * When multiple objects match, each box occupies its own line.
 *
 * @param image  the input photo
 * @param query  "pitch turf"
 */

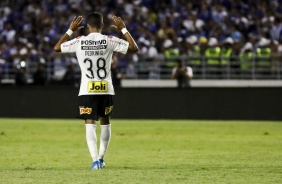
xmin=0 ymin=119 xmax=281 ymax=184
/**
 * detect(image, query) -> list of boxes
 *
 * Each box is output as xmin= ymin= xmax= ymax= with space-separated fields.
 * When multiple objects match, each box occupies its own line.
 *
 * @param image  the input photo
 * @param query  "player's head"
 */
xmin=86 ymin=12 xmax=104 ymax=31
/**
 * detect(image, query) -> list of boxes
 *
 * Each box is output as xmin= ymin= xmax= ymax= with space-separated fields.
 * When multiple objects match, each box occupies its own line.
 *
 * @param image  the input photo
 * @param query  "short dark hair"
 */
xmin=86 ymin=12 xmax=103 ymax=29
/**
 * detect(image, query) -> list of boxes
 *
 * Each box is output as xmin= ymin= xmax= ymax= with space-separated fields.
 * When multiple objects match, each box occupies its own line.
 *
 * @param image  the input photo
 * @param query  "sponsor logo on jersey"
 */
xmin=81 ymin=45 xmax=107 ymax=50
xmin=88 ymin=81 xmax=108 ymax=93
xmin=105 ymin=105 xmax=113 ymax=115
xmin=81 ymin=40 xmax=107 ymax=45
xmin=81 ymin=40 xmax=107 ymax=50
xmin=79 ymin=107 xmax=92 ymax=115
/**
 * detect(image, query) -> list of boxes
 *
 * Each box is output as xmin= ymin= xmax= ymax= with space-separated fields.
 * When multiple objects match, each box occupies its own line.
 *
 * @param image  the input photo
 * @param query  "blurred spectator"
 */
xmin=205 ymin=37 xmax=221 ymax=78
xmin=111 ymin=55 xmax=123 ymax=88
xmin=147 ymin=41 xmax=160 ymax=79
xmin=171 ymin=59 xmax=193 ymax=88
xmin=270 ymin=16 xmax=282 ymax=41
xmin=221 ymin=37 xmax=234 ymax=78
xmin=187 ymin=35 xmax=202 ymax=76
xmin=239 ymin=42 xmax=254 ymax=79
xmin=33 ymin=60 xmax=47 ymax=86
xmin=136 ymin=37 xmax=150 ymax=78
xmin=62 ymin=61 xmax=77 ymax=85
xmin=148 ymin=58 xmax=161 ymax=79
xmin=163 ymin=38 xmax=179 ymax=69
xmin=15 ymin=61 xmax=27 ymax=86
xmin=1 ymin=22 xmax=15 ymax=43
xmin=256 ymin=37 xmax=272 ymax=78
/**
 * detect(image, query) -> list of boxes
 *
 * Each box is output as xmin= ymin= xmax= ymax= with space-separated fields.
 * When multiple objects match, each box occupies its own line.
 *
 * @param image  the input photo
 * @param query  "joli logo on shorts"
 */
xmin=88 ymin=81 xmax=108 ymax=92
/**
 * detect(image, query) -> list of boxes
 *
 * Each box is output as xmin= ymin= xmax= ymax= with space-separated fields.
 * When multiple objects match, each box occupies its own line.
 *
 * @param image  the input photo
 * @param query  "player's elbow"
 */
xmin=132 ymin=46 xmax=139 ymax=52
xmin=54 ymin=46 xmax=61 ymax=52
xmin=128 ymin=45 xmax=139 ymax=53
xmin=53 ymin=44 xmax=62 ymax=52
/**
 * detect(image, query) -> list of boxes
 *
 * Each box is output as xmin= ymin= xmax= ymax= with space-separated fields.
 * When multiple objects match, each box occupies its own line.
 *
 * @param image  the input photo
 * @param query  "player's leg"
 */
xmin=77 ymin=95 xmax=100 ymax=170
xmin=85 ymin=119 xmax=100 ymax=170
xmin=98 ymin=117 xmax=111 ymax=168
xmin=97 ymin=95 xmax=114 ymax=168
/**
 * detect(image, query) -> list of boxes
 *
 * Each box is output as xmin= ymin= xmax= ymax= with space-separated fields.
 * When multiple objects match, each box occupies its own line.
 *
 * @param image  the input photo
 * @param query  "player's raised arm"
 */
xmin=111 ymin=16 xmax=139 ymax=52
xmin=54 ymin=16 xmax=84 ymax=52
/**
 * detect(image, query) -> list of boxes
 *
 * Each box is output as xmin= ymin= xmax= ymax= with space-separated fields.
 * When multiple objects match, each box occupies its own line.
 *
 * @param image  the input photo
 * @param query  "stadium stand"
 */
xmin=1 ymin=0 xmax=282 ymax=85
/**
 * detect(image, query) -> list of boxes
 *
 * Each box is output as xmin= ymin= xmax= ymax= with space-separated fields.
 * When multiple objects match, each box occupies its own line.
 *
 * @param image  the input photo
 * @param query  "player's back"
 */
xmin=73 ymin=32 xmax=129 ymax=96
xmin=77 ymin=33 xmax=112 ymax=80
xmin=75 ymin=33 xmax=113 ymax=95
xmin=60 ymin=31 xmax=129 ymax=96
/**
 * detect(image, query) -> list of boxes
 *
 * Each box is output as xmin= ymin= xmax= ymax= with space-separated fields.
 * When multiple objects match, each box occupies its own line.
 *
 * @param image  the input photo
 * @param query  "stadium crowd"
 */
xmin=1 ymin=0 xmax=282 ymax=85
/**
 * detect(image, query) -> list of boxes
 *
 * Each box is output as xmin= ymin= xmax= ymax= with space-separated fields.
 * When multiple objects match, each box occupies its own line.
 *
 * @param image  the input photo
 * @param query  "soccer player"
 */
xmin=54 ymin=12 xmax=139 ymax=170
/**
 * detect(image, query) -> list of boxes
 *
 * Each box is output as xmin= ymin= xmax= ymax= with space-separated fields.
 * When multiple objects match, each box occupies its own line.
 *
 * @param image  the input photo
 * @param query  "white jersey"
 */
xmin=61 ymin=33 xmax=129 ymax=96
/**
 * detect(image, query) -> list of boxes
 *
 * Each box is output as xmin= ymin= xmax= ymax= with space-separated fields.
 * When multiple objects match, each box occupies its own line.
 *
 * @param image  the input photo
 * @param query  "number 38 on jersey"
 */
xmin=84 ymin=57 xmax=107 ymax=80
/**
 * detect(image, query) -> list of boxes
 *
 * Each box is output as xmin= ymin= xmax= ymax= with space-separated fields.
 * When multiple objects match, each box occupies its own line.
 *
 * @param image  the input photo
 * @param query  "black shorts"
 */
xmin=77 ymin=95 xmax=114 ymax=120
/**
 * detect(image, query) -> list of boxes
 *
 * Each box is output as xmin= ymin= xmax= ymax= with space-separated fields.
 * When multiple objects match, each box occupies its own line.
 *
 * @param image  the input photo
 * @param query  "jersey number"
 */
xmin=83 ymin=58 xmax=107 ymax=79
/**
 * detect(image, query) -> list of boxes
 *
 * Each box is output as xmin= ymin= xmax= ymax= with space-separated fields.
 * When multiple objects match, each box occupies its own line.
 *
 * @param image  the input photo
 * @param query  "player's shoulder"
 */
xmin=62 ymin=35 xmax=83 ymax=48
xmin=69 ymin=35 xmax=85 ymax=43
xmin=75 ymin=35 xmax=85 ymax=40
xmin=107 ymin=35 xmax=121 ymax=41
xmin=107 ymin=35 xmax=128 ymax=46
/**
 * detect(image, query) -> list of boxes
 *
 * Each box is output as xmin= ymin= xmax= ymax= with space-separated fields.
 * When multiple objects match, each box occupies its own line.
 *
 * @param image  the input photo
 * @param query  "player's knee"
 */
xmin=85 ymin=119 xmax=96 ymax=124
xmin=100 ymin=117 xmax=110 ymax=125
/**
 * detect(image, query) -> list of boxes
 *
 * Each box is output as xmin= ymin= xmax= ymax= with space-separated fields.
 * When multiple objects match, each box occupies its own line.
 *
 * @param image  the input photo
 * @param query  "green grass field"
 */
xmin=0 ymin=119 xmax=281 ymax=184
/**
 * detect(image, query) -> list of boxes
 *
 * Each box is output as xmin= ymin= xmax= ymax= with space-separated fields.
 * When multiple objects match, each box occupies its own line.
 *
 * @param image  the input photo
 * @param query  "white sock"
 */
xmin=85 ymin=124 xmax=98 ymax=162
xmin=98 ymin=124 xmax=111 ymax=160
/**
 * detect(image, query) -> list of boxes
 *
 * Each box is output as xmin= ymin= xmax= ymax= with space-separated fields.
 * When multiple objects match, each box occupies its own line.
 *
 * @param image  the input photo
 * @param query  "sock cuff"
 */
xmin=100 ymin=124 xmax=111 ymax=127
xmin=86 ymin=124 xmax=96 ymax=128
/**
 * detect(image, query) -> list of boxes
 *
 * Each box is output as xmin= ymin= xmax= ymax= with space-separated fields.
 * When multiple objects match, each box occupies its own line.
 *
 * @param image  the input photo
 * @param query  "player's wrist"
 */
xmin=121 ymin=28 xmax=128 ymax=34
xmin=66 ymin=29 xmax=73 ymax=36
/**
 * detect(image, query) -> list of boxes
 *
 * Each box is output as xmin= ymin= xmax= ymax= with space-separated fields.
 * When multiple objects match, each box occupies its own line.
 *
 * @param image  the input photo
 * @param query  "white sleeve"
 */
xmin=108 ymin=36 xmax=129 ymax=54
xmin=172 ymin=67 xmax=176 ymax=75
xmin=60 ymin=37 xmax=81 ymax=53
xmin=187 ymin=66 xmax=193 ymax=78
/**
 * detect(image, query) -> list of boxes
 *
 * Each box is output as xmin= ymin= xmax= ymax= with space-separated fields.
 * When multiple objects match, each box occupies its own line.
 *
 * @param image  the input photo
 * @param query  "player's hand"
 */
xmin=111 ymin=15 xmax=126 ymax=31
xmin=69 ymin=16 xmax=84 ymax=32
